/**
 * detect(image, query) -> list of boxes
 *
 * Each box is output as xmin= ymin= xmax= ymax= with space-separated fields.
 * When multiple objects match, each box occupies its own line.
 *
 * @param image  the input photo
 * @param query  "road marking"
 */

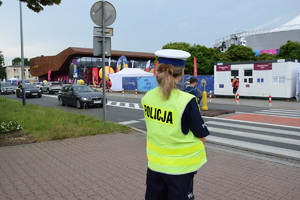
xmin=208 ymin=127 xmax=300 ymax=146
xmin=206 ymin=121 xmax=300 ymax=137
xmin=203 ymin=116 xmax=300 ymax=130
xmin=207 ymin=136 xmax=300 ymax=161
xmin=119 ymin=120 xmax=140 ymax=125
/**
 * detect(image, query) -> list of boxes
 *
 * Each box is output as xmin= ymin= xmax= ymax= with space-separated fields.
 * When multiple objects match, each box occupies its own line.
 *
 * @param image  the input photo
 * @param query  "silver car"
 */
xmin=0 ymin=82 xmax=15 ymax=95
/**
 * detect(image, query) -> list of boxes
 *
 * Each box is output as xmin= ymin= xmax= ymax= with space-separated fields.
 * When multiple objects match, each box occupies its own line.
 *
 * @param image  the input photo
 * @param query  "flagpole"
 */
xmin=19 ymin=0 xmax=26 ymax=106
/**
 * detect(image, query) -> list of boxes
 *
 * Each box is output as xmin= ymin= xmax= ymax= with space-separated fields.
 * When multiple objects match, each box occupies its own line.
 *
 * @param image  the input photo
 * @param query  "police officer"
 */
xmin=141 ymin=49 xmax=210 ymax=200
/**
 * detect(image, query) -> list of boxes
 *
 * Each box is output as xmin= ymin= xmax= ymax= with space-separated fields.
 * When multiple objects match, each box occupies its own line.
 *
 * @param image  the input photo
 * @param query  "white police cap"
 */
xmin=154 ymin=49 xmax=191 ymax=67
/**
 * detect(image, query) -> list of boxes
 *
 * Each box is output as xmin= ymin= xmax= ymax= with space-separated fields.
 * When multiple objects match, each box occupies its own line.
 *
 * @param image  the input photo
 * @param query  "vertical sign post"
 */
xmin=90 ymin=1 xmax=116 ymax=126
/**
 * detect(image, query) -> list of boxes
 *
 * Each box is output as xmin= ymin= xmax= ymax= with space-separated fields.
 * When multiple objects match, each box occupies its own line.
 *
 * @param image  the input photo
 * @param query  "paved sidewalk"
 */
xmin=0 ymin=132 xmax=299 ymax=200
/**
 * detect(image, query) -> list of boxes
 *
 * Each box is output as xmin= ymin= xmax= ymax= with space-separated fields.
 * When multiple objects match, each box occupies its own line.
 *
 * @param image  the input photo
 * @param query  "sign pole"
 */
xmin=102 ymin=0 xmax=107 ymax=126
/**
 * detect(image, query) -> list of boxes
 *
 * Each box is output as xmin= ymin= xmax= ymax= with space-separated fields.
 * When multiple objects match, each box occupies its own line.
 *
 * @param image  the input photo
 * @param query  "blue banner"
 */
xmin=184 ymin=75 xmax=214 ymax=94
xmin=123 ymin=77 xmax=137 ymax=90
xmin=138 ymin=77 xmax=158 ymax=91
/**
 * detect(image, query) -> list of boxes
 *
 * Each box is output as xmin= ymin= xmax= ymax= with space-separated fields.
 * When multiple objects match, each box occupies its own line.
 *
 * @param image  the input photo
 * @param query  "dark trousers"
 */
xmin=145 ymin=168 xmax=196 ymax=200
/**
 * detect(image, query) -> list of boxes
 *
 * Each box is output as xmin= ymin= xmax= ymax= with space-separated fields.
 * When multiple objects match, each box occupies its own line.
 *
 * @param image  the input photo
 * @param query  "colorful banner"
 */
xmin=154 ymin=61 xmax=159 ymax=76
xmin=123 ymin=77 xmax=137 ymax=90
xmin=216 ymin=65 xmax=231 ymax=71
xmin=92 ymin=67 xmax=99 ymax=85
xmin=146 ymin=60 xmax=150 ymax=72
xmin=138 ymin=77 xmax=158 ymax=91
xmin=254 ymin=63 xmax=272 ymax=70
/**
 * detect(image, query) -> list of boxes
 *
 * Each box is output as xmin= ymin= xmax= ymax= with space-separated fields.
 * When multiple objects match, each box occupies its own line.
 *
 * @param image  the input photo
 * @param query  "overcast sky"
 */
xmin=0 ymin=0 xmax=299 ymax=65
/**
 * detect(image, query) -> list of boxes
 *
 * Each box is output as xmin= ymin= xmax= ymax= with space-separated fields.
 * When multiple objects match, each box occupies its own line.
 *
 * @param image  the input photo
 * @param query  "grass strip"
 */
xmin=0 ymin=97 xmax=131 ymax=142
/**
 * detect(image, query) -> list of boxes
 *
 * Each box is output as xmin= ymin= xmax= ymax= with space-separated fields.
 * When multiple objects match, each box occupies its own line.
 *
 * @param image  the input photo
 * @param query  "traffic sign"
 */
xmin=90 ymin=1 xmax=116 ymax=27
xmin=94 ymin=27 xmax=113 ymax=37
xmin=72 ymin=59 xmax=78 ymax=65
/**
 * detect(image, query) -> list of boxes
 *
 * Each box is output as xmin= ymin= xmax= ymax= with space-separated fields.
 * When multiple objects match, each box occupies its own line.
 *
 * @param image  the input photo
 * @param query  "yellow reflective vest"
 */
xmin=141 ymin=87 xmax=207 ymax=175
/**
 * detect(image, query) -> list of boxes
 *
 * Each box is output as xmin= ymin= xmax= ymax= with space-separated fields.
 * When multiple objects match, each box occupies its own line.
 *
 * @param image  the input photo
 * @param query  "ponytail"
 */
xmin=156 ymin=64 xmax=183 ymax=100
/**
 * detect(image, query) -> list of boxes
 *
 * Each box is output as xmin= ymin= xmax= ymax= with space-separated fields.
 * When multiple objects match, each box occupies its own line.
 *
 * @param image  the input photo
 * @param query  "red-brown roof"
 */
xmin=30 ymin=47 xmax=155 ymax=77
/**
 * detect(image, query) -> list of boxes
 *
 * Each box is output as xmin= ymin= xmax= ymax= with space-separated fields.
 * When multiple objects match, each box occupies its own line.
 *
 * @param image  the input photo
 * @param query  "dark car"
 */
xmin=0 ymin=82 xmax=15 ymax=95
xmin=16 ymin=84 xmax=42 ymax=98
xmin=58 ymin=84 xmax=105 ymax=109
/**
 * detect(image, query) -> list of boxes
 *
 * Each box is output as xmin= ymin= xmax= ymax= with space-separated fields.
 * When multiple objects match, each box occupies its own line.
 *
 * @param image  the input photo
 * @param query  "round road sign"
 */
xmin=90 ymin=1 xmax=116 ymax=27
xmin=72 ymin=59 xmax=78 ymax=65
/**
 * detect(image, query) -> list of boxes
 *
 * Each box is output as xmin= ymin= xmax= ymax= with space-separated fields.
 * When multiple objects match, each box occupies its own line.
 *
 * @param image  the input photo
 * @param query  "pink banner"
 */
xmin=259 ymin=49 xmax=278 ymax=55
xmin=48 ymin=70 xmax=51 ymax=81
xmin=254 ymin=63 xmax=272 ymax=70
xmin=216 ymin=65 xmax=231 ymax=71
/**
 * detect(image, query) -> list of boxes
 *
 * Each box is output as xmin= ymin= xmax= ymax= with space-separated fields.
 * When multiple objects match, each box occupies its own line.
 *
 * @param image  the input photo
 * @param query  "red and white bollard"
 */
xmin=101 ymin=88 xmax=103 ymax=94
xmin=135 ymin=89 xmax=137 ymax=97
xmin=269 ymin=94 xmax=272 ymax=106
xmin=110 ymin=89 xmax=113 ymax=96
xmin=209 ymin=91 xmax=212 ymax=102
xmin=236 ymin=94 xmax=239 ymax=104
xmin=122 ymin=88 xmax=124 ymax=96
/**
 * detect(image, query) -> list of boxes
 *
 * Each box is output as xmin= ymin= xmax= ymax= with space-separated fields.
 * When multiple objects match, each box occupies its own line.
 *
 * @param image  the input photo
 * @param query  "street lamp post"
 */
xmin=19 ymin=0 xmax=26 ymax=106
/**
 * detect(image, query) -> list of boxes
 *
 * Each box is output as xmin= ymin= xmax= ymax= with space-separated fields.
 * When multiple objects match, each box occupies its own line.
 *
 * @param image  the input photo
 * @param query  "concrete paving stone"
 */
xmin=5 ymin=194 xmax=24 ymax=200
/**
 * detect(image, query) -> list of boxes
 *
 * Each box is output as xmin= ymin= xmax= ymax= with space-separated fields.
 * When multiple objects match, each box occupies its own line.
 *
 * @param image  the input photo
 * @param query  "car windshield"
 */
xmin=2 ymin=82 xmax=12 ymax=87
xmin=52 ymin=82 xmax=61 ymax=85
xmin=25 ymin=84 xmax=38 ymax=89
xmin=73 ymin=85 xmax=94 ymax=93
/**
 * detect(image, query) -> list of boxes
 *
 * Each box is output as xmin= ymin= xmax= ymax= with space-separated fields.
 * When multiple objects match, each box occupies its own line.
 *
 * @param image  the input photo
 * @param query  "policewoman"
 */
xmin=141 ymin=49 xmax=210 ymax=200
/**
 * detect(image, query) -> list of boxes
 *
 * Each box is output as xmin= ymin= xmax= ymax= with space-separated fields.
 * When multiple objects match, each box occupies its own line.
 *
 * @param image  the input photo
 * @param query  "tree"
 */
xmin=256 ymin=53 xmax=277 ymax=61
xmin=0 ymin=0 xmax=61 ymax=13
xmin=225 ymin=44 xmax=256 ymax=62
xmin=277 ymin=40 xmax=300 ymax=60
xmin=0 ymin=51 xmax=6 ymax=80
xmin=12 ymin=57 xmax=30 ymax=66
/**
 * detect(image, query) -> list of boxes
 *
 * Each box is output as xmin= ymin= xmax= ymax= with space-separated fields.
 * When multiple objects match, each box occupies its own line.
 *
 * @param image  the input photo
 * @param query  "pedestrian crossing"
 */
xmin=107 ymin=101 xmax=143 ymax=110
xmin=254 ymin=108 xmax=300 ymax=118
xmin=204 ymin=117 xmax=300 ymax=161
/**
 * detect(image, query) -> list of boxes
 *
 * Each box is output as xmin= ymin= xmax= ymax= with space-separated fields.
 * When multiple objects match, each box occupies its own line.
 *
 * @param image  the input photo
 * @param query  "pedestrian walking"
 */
xmin=232 ymin=76 xmax=239 ymax=101
xmin=141 ymin=49 xmax=210 ymax=200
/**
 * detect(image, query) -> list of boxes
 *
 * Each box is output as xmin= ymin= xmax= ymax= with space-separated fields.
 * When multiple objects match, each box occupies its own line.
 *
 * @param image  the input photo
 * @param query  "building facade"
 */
xmin=5 ymin=65 xmax=39 ymax=82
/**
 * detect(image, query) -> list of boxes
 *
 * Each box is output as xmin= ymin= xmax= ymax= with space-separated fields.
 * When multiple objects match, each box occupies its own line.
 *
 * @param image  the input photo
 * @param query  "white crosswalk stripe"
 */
xmin=254 ymin=109 xmax=300 ymax=118
xmin=107 ymin=101 xmax=143 ymax=110
xmin=205 ymin=118 xmax=300 ymax=161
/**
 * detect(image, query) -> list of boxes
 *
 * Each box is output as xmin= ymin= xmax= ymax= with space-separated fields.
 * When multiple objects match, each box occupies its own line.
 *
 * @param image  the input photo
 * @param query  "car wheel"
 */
xmin=76 ymin=99 xmax=82 ymax=109
xmin=59 ymin=97 xmax=65 ymax=106
xmin=38 ymin=95 xmax=42 ymax=98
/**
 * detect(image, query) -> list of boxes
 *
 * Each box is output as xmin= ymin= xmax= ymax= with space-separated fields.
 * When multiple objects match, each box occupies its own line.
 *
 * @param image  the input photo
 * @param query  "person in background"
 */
xmin=232 ymin=76 xmax=239 ymax=101
xmin=183 ymin=77 xmax=202 ymax=103
xmin=141 ymin=49 xmax=209 ymax=200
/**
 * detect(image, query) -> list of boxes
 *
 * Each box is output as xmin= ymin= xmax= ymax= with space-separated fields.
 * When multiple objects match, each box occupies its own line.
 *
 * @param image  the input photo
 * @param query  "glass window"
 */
xmin=244 ymin=70 xmax=252 ymax=76
xmin=279 ymin=77 xmax=285 ymax=84
xmin=244 ymin=79 xmax=247 ymax=83
xmin=249 ymin=78 xmax=253 ymax=83
xmin=231 ymin=70 xmax=238 ymax=77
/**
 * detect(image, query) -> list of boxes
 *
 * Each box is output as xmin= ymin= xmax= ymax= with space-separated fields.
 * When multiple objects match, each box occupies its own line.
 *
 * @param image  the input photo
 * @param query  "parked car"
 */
xmin=16 ymin=84 xmax=42 ymax=98
xmin=40 ymin=81 xmax=63 ymax=94
xmin=58 ymin=84 xmax=105 ymax=109
xmin=0 ymin=82 xmax=15 ymax=95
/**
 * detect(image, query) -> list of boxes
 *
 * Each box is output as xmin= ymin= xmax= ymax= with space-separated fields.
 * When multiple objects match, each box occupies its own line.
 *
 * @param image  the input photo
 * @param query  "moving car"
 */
xmin=0 ymin=82 xmax=15 ymax=95
xmin=40 ymin=81 xmax=63 ymax=94
xmin=16 ymin=84 xmax=42 ymax=98
xmin=58 ymin=84 xmax=105 ymax=109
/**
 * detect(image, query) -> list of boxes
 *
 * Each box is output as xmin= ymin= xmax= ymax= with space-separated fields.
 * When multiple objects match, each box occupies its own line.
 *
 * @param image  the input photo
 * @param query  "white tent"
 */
xmin=8 ymin=77 xmax=18 ymax=81
xmin=110 ymin=68 xmax=154 ymax=91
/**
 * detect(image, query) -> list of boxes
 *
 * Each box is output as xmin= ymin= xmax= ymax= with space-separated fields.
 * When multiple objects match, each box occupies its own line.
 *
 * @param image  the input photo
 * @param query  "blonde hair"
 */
xmin=156 ymin=64 xmax=184 ymax=100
